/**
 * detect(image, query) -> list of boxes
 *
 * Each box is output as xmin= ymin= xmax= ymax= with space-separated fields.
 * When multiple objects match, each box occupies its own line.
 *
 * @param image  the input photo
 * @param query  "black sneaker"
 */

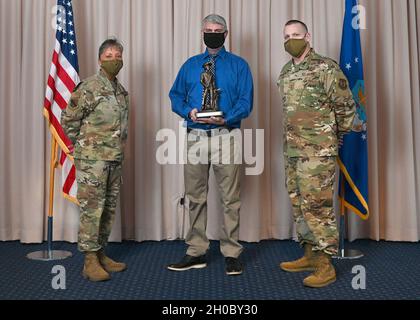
xmin=167 ymin=255 xmax=207 ymax=271
xmin=225 ymin=257 xmax=243 ymax=275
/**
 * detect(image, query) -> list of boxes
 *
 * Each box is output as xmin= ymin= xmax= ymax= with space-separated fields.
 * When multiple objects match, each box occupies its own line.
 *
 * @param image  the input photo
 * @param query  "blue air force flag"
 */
xmin=338 ymin=0 xmax=369 ymax=219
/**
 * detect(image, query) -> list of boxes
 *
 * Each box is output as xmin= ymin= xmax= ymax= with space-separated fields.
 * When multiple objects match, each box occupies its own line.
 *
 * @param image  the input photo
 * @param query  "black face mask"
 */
xmin=204 ymin=32 xmax=226 ymax=49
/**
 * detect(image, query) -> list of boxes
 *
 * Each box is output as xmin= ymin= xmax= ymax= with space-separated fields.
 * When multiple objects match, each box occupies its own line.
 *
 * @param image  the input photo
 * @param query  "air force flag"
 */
xmin=338 ymin=0 xmax=369 ymax=219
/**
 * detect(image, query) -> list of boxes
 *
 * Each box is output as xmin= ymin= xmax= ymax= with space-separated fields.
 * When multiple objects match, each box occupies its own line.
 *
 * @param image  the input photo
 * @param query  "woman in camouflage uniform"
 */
xmin=62 ymin=38 xmax=129 ymax=282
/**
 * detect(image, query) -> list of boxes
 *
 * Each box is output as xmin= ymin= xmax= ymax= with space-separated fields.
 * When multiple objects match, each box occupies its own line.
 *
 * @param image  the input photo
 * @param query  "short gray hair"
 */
xmin=98 ymin=37 xmax=124 ymax=59
xmin=202 ymin=14 xmax=228 ymax=32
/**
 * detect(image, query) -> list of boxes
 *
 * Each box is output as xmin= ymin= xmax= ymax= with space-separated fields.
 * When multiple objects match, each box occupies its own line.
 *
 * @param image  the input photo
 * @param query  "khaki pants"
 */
xmin=184 ymin=129 xmax=243 ymax=258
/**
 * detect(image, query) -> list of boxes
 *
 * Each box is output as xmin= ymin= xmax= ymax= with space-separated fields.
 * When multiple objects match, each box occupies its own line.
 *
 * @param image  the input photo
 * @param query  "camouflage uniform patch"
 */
xmin=338 ymin=78 xmax=348 ymax=90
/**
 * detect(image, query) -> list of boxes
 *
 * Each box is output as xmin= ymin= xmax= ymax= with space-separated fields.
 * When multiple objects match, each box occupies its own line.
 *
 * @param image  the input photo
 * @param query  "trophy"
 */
xmin=196 ymin=61 xmax=224 ymax=118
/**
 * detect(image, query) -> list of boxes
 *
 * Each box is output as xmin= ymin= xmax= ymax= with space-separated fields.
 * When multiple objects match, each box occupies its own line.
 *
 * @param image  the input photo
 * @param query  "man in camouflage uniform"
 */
xmin=61 ymin=38 xmax=129 ymax=282
xmin=277 ymin=20 xmax=356 ymax=288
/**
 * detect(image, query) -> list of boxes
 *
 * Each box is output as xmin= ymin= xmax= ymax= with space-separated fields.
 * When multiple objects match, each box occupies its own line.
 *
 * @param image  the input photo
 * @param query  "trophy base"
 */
xmin=196 ymin=111 xmax=224 ymax=118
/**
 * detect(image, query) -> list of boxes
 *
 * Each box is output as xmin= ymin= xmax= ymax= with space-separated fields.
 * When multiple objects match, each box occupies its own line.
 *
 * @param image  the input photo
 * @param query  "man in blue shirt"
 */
xmin=167 ymin=14 xmax=253 ymax=276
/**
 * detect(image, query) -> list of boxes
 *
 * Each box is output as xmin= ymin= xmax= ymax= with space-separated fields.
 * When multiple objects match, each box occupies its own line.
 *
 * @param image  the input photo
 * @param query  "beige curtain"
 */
xmin=1 ymin=0 xmax=419 ymax=244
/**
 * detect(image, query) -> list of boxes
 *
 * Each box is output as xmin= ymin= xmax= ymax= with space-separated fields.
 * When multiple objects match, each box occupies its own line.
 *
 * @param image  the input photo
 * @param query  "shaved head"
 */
xmin=283 ymin=20 xmax=310 ymax=41
xmin=284 ymin=20 xmax=308 ymax=33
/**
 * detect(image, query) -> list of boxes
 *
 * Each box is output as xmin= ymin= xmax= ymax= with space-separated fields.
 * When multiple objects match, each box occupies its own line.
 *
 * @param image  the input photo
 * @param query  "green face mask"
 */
xmin=101 ymin=59 xmax=123 ymax=78
xmin=284 ymin=38 xmax=308 ymax=58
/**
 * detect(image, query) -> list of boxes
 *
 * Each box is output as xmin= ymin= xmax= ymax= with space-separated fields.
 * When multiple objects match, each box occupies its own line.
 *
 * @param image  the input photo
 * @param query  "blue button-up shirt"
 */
xmin=169 ymin=47 xmax=254 ymax=130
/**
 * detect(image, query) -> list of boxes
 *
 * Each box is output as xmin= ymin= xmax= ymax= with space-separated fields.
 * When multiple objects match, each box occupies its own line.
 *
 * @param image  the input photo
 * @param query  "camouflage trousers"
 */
xmin=285 ymin=156 xmax=338 ymax=255
xmin=75 ymin=159 xmax=122 ymax=252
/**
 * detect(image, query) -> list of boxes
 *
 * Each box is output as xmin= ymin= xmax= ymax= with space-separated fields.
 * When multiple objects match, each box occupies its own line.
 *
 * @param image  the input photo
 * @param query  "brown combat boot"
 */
xmin=280 ymin=244 xmax=316 ymax=272
xmin=82 ymin=252 xmax=111 ymax=282
xmin=97 ymin=249 xmax=127 ymax=273
xmin=303 ymin=252 xmax=336 ymax=288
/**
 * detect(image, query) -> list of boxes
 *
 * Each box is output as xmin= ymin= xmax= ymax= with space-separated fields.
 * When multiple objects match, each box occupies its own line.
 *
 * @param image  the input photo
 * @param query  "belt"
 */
xmin=187 ymin=127 xmax=234 ymax=137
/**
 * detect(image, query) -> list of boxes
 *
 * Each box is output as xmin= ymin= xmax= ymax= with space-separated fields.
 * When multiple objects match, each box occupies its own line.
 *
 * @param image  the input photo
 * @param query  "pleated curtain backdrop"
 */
xmin=0 ymin=0 xmax=419 ymax=243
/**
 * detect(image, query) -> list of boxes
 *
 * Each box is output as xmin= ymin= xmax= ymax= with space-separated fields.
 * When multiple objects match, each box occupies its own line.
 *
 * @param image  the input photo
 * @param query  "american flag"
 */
xmin=43 ymin=0 xmax=80 ymax=203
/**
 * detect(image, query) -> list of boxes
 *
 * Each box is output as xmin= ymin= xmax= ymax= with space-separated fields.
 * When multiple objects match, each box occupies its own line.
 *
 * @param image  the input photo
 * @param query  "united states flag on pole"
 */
xmin=43 ymin=0 xmax=80 ymax=203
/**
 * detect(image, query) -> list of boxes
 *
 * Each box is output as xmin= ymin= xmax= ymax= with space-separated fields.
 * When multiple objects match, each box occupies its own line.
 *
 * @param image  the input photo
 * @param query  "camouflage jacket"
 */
xmin=277 ymin=49 xmax=356 ymax=158
xmin=61 ymin=69 xmax=129 ymax=161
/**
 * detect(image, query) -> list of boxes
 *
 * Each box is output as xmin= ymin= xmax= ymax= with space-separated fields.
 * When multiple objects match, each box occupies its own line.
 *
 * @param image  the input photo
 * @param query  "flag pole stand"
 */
xmin=333 ymin=174 xmax=363 ymax=260
xmin=27 ymin=136 xmax=72 ymax=261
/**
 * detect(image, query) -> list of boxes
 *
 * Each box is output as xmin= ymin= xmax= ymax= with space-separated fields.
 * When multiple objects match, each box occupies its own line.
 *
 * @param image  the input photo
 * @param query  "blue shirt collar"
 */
xmin=203 ymin=46 xmax=227 ymax=60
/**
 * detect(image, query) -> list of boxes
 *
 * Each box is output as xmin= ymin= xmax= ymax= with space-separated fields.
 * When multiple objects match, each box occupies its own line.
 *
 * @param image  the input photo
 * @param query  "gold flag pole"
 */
xmin=48 ymin=136 xmax=58 ymax=218
xmin=47 ymin=136 xmax=58 ymax=254
xmin=334 ymin=171 xmax=363 ymax=259
xmin=27 ymin=134 xmax=72 ymax=261
xmin=339 ymin=174 xmax=346 ymax=256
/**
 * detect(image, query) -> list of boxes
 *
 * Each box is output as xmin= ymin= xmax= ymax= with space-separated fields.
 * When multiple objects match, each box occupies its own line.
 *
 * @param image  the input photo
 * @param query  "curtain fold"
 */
xmin=0 ymin=0 xmax=419 ymax=243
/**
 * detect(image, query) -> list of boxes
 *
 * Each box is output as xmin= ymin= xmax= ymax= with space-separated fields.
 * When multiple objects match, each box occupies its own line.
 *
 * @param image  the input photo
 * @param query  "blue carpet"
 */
xmin=0 ymin=240 xmax=419 ymax=300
